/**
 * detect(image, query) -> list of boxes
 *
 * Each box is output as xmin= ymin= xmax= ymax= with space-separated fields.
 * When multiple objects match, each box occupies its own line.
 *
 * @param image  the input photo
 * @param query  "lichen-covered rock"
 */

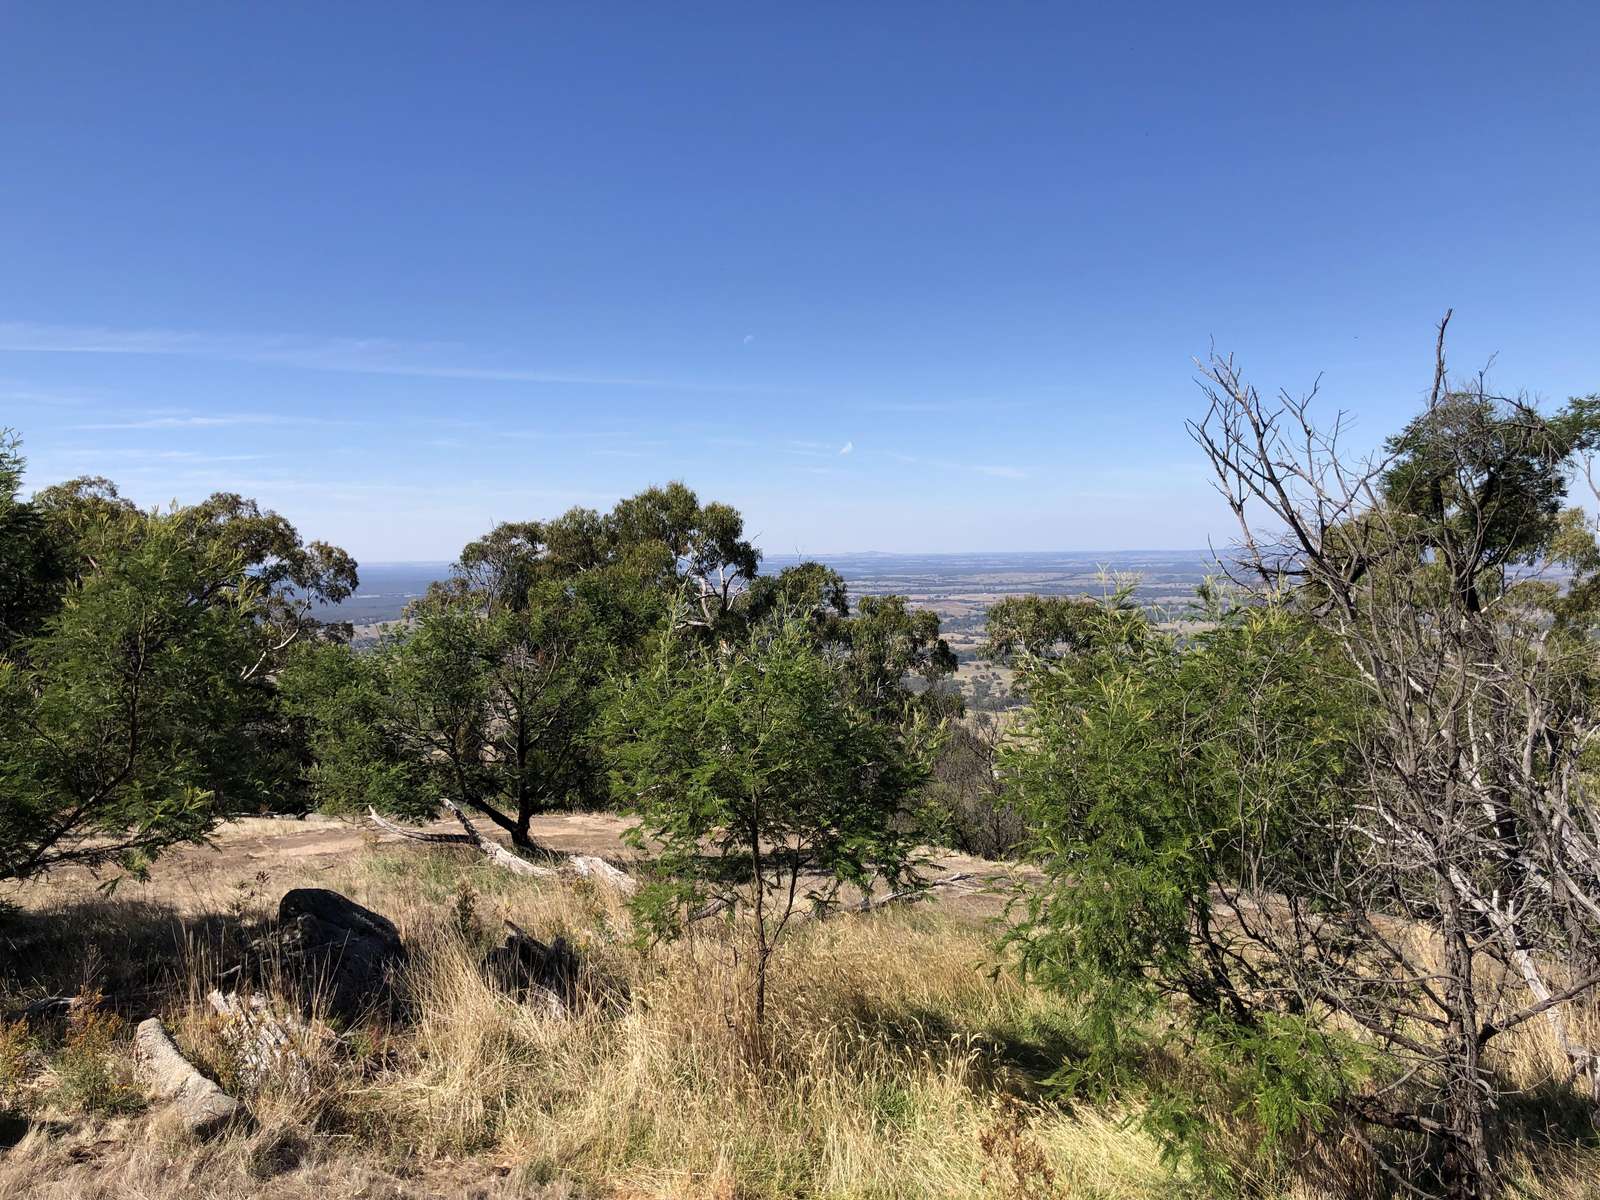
xmin=277 ymin=888 xmax=408 ymax=1020
xmin=133 ymin=1017 xmax=239 ymax=1136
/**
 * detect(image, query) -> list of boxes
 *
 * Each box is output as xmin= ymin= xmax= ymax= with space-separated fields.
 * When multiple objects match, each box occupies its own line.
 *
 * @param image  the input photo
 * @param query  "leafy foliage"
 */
xmin=0 ymin=435 xmax=357 ymax=880
xmin=608 ymin=616 xmax=937 ymax=1032
xmin=1000 ymin=586 xmax=1367 ymax=1180
xmin=0 ymin=431 xmax=67 ymax=656
xmin=285 ymin=575 xmax=616 ymax=843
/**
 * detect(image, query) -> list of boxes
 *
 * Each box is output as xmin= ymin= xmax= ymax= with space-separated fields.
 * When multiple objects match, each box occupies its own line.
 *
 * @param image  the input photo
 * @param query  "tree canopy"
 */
xmin=0 ymin=441 xmax=357 ymax=880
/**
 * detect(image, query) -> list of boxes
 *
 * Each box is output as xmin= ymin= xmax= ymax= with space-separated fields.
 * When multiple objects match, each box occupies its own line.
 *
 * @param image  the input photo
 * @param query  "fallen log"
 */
xmin=133 ymin=1017 xmax=240 ymax=1136
xmin=566 ymin=853 xmax=638 ymax=896
xmin=3 ymin=994 xmax=80 ymax=1023
xmin=207 ymin=990 xmax=315 ymax=1094
xmin=851 ymin=872 xmax=978 ymax=913
xmin=366 ymin=808 xmax=473 ymax=846
xmin=442 ymin=800 xmax=561 ymax=879
xmin=369 ymin=802 xmax=636 ymax=894
xmin=370 ymin=803 xmax=555 ymax=879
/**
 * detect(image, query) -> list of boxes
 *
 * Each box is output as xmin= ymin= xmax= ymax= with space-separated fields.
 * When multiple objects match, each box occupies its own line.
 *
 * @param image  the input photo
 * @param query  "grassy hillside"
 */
xmin=3 ymin=825 xmax=1599 ymax=1199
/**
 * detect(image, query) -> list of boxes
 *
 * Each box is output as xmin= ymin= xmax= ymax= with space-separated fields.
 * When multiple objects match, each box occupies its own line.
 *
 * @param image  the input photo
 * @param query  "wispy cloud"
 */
xmin=499 ymin=428 xmax=661 ymax=442
xmin=839 ymin=440 xmax=854 ymax=456
xmin=885 ymin=452 xmax=1029 ymax=480
xmin=52 ymin=447 xmax=268 ymax=463
xmin=0 ymin=321 xmax=755 ymax=393
xmin=0 ymin=385 xmax=99 ymax=407
xmin=73 ymin=412 xmax=352 ymax=430
xmin=864 ymin=399 xmax=1025 ymax=415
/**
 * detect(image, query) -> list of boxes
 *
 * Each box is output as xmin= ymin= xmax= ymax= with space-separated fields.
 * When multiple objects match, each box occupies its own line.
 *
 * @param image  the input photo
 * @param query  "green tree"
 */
xmin=743 ymin=566 xmax=959 ymax=722
xmin=834 ymin=593 xmax=959 ymax=722
xmin=1000 ymin=587 xmax=1362 ymax=1186
xmin=0 ymin=432 xmax=66 ymax=655
xmin=285 ymin=576 xmax=611 ymax=848
xmin=0 ymin=443 xmax=357 ymax=879
xmin=0 ymin=505 xmax=326 ymax=879
xmin=605 ymin=482 xmax=760 ymax=638
xmin=607 ymin=616 xmax=935 ymax=1040
xmin=982 ymin=593 xmax=1107 ymax=663
xmin=288 ymin=483 xmax=761 ymax=848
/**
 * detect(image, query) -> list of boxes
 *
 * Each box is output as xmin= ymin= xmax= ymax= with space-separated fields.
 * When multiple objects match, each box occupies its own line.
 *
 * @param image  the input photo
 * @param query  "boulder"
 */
xmin=207 ymin=989 xmax=316 ymax=1094
xmin=277 ymin=888 xmax=407 ymax=1020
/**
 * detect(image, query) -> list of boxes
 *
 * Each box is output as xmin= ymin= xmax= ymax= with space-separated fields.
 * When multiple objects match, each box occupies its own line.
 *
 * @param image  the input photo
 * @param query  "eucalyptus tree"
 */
xmin=0 ymin=459 xmax=356 ymax=881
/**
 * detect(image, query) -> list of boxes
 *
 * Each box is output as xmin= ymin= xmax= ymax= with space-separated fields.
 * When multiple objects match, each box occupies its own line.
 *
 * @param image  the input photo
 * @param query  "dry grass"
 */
xmin=2 ymin=838 xmax=1600 ymax=1198
xmin=0 ymin=844 xmax=1191 ymax=1199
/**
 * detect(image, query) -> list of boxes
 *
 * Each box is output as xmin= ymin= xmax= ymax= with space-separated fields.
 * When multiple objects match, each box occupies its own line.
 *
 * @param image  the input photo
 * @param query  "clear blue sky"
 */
xmin=4 ymin=3 xmax=1598 ymax=562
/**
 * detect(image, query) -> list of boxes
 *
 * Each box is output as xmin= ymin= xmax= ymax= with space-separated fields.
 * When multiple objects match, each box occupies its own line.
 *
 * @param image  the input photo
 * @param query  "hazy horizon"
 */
xmin=354 ymin=547 xmax=1216 ymax=567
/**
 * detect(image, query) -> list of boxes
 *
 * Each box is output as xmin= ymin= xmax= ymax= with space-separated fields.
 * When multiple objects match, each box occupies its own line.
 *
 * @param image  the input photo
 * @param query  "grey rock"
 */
xmin=133 ymin=1017 xmax=239 ymax=1136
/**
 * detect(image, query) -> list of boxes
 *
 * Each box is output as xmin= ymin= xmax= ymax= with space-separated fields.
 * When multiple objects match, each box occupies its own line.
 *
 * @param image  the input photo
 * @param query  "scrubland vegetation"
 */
xmin=7 ymin=319 xmax=1600 ymax=1198
xmin=0 ymin=844 xmax=1195 ymax=1199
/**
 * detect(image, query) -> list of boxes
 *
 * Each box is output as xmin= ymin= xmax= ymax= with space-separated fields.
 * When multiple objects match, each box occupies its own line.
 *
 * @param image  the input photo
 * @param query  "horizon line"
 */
xmin=354 ymin=548 xmax=1218 ymax=566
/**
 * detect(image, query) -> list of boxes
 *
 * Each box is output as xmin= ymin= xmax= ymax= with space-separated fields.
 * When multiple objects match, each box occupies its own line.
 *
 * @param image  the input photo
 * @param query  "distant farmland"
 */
xmin=320 ymin=551 xmax=1218 ymax=627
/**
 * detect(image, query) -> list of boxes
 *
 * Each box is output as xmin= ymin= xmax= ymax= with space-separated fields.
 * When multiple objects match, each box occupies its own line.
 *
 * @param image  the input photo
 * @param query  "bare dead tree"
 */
xmin=1188 ymin=314 xmax=1600 ymax=1199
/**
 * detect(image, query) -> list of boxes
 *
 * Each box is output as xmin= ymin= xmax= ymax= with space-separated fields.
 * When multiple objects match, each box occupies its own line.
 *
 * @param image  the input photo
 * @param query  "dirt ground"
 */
xmin=6 ymin=813 xmax=1025 ymax=922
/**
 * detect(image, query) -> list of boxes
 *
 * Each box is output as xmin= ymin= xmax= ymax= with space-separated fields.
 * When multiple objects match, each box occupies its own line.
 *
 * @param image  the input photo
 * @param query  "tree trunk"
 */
xmin=1440 ymin=892 xmax=1493 ymax=1199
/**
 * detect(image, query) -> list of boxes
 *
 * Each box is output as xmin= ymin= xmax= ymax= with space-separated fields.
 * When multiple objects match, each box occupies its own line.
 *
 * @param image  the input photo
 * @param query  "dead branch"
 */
xmin=366 ymin=806 xmax=474 ymax=845
xmin=851 ymin=872 xmax=978 ymax=913
xmin=370 ymin=800 xmax=636 ymax=894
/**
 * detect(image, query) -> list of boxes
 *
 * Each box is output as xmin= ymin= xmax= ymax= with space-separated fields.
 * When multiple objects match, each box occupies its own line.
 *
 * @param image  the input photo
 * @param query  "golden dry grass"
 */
xmin=2 ymin=834 xmax=1599 ymax=1198
xmin=0 ymin=841 xmax=1191 ymax=1199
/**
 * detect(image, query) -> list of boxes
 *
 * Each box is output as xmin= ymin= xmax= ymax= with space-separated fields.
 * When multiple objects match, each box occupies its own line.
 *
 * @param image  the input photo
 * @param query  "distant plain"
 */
xmin=329 ymin=551 xmax=1220 ymax=710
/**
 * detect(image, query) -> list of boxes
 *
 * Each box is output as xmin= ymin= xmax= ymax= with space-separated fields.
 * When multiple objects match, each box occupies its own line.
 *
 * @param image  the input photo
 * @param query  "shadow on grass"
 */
xmin=0 ymin=895 xmax=258 ymax=1019
xmin=1491 ymin=1071 xmax=1600 ymax=1154
xmin=824 ymin=988 xmax=1091 ymax=1106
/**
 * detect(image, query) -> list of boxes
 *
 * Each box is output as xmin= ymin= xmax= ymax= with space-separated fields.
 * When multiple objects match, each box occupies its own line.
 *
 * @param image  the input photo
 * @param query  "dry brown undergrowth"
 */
xmin=1 ymin=838 xmax=1599 ymax=1199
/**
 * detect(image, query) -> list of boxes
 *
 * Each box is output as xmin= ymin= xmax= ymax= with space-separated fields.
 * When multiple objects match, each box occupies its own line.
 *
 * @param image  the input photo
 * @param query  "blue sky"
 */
xmin=3 ymin=3 xmax=1599 ymax=562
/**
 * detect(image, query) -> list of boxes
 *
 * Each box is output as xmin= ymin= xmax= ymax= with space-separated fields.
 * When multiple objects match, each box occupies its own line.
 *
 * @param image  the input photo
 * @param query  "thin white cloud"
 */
xmin=885 ymin=451 xmax=1029 ymax=480
xmin=865 ymin=399 xmax=1024 ymax=414
xmin=53 ymin=448 xmax=267 ymax=463
xmin=0 ymin=321 xmax=752 ymax=393
xmin=73 ymin=412 xmax=351 ymax=430
xmin=499 ymin=428 xmax=664 ymax=442
xmin=839 ymin=440 xmax=854 ymax=456
xmin=0 ymin=386 xmax=97 ymax=407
